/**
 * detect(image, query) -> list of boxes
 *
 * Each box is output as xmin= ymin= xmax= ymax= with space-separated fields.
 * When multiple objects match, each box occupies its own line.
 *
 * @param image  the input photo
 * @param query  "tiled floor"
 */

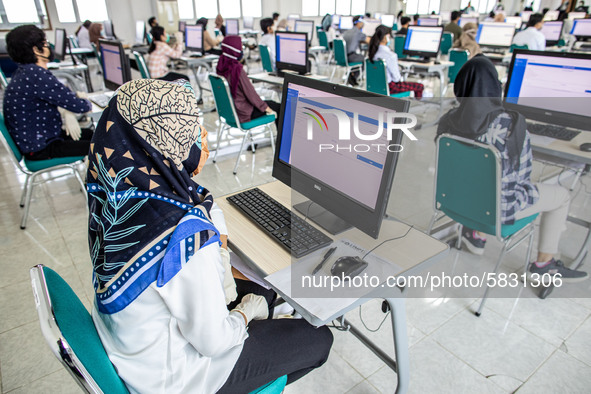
xmin=1 ymin=58 xmax=590 ymax=393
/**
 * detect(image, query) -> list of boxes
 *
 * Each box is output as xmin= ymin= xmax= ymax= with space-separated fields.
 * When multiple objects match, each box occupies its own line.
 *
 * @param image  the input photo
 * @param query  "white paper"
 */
xmin=229 ymin=252 xmax=271 ymax=290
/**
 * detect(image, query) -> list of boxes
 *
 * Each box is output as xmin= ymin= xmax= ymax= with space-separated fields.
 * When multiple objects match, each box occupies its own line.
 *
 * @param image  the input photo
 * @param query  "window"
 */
xmin=350 ymin=0 xmax=366 ymax=15
xmin=312 ymin=0 xmax=364 ymax=16
xmin=55 ymin=0 xmax=76 ymax=23
xmin=75 ymin=0 xmax=108 ymax=21
xmin=219 ymin=0 xmax=240 ymax=18
xmin=335 ymin=0 xmax=350 ymax=15
xmin=241 ymin=0 xmax=261 ymax=17
xmin=319 ymin=0 xmax=335 ymax=15
xmin=178 ymin=0 xmax=194 ymax=20
xmin=303 ymin=0 xmax=320 ymax=16
xmin=194 ymin=0 xmax=218 ymax=18
xmin=185 ymin=0 xmax=262 ymax=20
xmin=406 ymin=0 xmax=440 ymax=15
xmin=460 ymin=0 xmax=495 ymax=13
xmin=0 ymin=0 xmax=50 ymax=29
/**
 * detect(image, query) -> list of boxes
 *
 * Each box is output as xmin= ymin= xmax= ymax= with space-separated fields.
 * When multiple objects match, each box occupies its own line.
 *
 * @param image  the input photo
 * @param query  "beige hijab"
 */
xmin=452 ymin=22 xmax=482 ymax=58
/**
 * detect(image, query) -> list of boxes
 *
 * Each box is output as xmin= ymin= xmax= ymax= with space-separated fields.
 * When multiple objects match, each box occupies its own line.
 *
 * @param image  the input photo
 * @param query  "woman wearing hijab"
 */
xmin=88 ymin=79 xmax=333 ymax=393
xmin=197 ymin=17 xmax=222 ymax=55
xmin=216 ymin=36 xmax=281 ymax=127
xmin=215 ymin=14 xmax=226 ymax=37
xmin=88 ymin=22 xmax=103 ymax=46
xmin=452 ymin=22 xmax=482 ymax=59
xmin=436 ymin=55 xmax=587 ymax=282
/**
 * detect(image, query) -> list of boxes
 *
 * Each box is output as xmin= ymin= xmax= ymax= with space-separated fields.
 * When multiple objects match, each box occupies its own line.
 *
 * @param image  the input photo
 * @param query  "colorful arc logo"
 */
xmin=303 ymin=107 xmax=328 ymax=131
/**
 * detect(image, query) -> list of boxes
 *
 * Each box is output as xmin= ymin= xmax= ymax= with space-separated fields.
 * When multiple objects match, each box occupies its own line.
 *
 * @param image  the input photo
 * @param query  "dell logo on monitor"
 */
xmin=314 ymin=184 xmax=322 ymax=191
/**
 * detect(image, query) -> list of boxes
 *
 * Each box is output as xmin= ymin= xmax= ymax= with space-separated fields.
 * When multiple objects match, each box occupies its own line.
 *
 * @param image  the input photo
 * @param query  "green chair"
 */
xmin=132 ymin=51 xmax=151 ymax=78
xmin=259 ymin=44 xmax=274 ymax=73
xmin=392 ymin=23 xmax=398 ymax=31
xmin=68 ymin=35 xmax=79 ymax=49
xmin=509 ymin=44 xmax=528 ymax=52
xmin=0 ymin=66 xmax=8 ymax=89
xmin=146 ymin=32 xmax=153 ymax=44
xmin=0 ymin=114 xmax=85 ymax=229
xmin=557 ymin=38 xmax=566 ymax=47
xmin=331 ymin=38 xmax=363 ymax=84
xmin=394 ymin=35 xmax=407 ymax=59
xmin=317 ymin=30 xmax=333 ymax=64
xmin=440 ymin=32 xmax=453 ymax=55
xmin=208 ymin=74 xmax=276 ymax=174
xmin=428 ymin=134 xmax=538 ymax=317
xmin=365 ymin=59 xmax=411 ymax=98
xmin=30 ymin=265 xmax=130 ymax=393
xmin=448 ymin=49 xmax=469 ymax=84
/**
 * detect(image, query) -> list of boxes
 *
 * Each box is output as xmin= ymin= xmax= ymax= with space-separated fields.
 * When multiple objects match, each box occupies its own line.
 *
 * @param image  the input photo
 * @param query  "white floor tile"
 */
xmin=564 ymin=315 xmax=591 ymax=367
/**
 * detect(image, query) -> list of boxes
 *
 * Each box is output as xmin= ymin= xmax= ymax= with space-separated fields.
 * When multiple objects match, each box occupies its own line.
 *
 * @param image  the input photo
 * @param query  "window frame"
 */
xmin=0 ymin=0 xmax=52 ymax=31
xmin=304 ymin=0 xmax=366 ymax=17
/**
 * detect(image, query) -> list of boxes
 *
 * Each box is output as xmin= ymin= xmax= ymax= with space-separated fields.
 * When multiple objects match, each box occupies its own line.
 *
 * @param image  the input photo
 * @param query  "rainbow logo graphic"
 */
xmin=302 ymin=107 xmax=328 ymax=131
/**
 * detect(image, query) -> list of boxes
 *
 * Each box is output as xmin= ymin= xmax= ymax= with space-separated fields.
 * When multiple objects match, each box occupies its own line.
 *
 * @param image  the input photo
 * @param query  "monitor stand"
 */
xmin=412 ymin=57 xmax=432 ymax=63
xmin=293 ymin=201 xmax=352 ymax=235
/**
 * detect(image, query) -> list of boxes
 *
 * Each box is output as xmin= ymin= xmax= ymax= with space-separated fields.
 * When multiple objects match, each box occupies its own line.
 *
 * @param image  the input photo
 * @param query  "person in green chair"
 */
xmin=88 ymin=79 xmax=334 ymax=394
xmin=342 ymin=15 xmax=370 ymax=86
xmin=396 ymin=16 xmax=411 ymax=36
xmin=259 ymin=17 xmax=276 ymax=70
xmin=320 ymin=13 xmax=336 ymax=49
xmin=512 ymin=13 xmax=546 ymax=50
xmin=452 ymin=22 xmax=482 ymax=59
xmin=368 ymin=25 xmax=424 ymax=98
xmin=147 ymin=25 xmax=186 ymax=81
xmin=436 ymin=55 xmax=587 ymax=282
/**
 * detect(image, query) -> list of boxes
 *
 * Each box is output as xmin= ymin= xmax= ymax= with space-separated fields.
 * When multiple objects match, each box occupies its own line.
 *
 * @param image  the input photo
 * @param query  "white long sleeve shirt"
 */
xmin=92 ymin=204 xmax=246 ymax=394
xmin=374 ymin=44 xmax=403 ymax=84
xmin=259 ymin=33 xmax=276 ymax=69
xmin=77 ymin=27 xmax=92 ymax=49
xmin=512 ymin=27 xmax=546 ymax=51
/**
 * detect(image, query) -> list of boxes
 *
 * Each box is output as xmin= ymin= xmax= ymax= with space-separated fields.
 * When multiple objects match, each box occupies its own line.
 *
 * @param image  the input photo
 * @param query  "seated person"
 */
xmin=215 ymin=14 xmax=226 ymax=37
xmin=76 ymin=20 xmax=92 ymax=49
xmin=413 ymin=14 xmax=420 ymax=24
xmin=259 ymin=17 xmax=276 ymax=70
xmin=276 ymin=19 xmax=288 ymax=31
xmin=368 ymin=25 xmax=424 ymax=98
xmin=436 ymin=55 xmax=588 ymax=282
xmin=3 ymin=25 xmax=92 ymax=160
xmin=452 ymin=22 xmax=482 ymax=58
xmin=148 ymin=16 xmax=158 ymax=29
xmin=320 ymin=13 xmax=336 ymax=48
xmin=342 ymin=16 xmax=370 ymax=86
xmin=444 ymin=11 xmax=463 ymax=41
xmin=216 ymin=36 xmax=280 ymax=127
xmin=197 ymin=17 xmax=222 ymax=55
xmin=88 ymin=78 xmax=334 ymax=393
xmin=89 ymin=23 xmax=104 ymax=47
xmin=397 ymin=16 xmax=411 ymax=35
xmin=512 ymin=13 xmax=546 ymax=50
xmin=494 ymin=12 xmax=506 ymax=22
xmin=147 ymin=26 xmax=186 ymax=81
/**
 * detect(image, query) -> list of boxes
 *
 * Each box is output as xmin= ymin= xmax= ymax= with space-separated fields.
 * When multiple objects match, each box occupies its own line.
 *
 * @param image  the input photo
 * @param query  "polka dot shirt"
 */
xmin=3 ymin=64 xmax=92 ymax=154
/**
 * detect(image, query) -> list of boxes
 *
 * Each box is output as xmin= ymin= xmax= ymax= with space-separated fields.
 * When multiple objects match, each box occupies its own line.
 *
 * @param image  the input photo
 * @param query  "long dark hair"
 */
xmin=148 ymin=26 xmax=165 ymax=54
xmin=368 ymin=25 xmax=392 ymax=61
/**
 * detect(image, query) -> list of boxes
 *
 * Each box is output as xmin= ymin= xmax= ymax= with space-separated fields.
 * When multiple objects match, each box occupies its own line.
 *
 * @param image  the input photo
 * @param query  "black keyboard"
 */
xmin=227 ymin=188 xmax=333 ymax=258
xmin=527 ymin=122 xmax=581 ymax=141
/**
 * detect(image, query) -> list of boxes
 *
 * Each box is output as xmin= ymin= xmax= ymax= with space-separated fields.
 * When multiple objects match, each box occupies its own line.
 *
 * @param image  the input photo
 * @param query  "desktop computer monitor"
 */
xmin=505 ymin=16 xmax=523 ymax=29
xmin=103 ymin=20 xmax=115 ymax=38
xmin=294 ymin=20 xmax=315 ymax=42
xmin=54 ymin=28 xmax=67 ymax=61
xmin=476 ymin=23 xmax=516 ymax=48
xmin=418 ymin=17 xmax=440 ymax=26
xmin=374 ymin=12 xmax=382 ymax=19
xmin=135 ymin=21 xmax=146 ymax=44
xmin=570 ymin=19 xmax=591 ymax=37
xmin=568 ymin=12 xmax=587 ymax=20
xmin=275 ymin=31 xmax=308 ymax=75
xmin=543 ymin=10 xmax=560 ymax=21
xmin=403 ymin=26 xmax=443 ymax=59
xmin=273 ymin=74 xmax=410 ymax=238
xmin=243 ymin=16 xmax=254 ymax=30
xmin=185 ymin=24 xmax=203 ymax=53
xmin=339 ymin=16 xmax=354 ymax=30
xmin=440 ymin=11 xmax=451 ymax=23
xmin=226 ymin=19 xmax=239 ymax=35
xmin=362 ymin=18 xmax=381 ymax=36
xmin=332 ymin=14 xmax=341 ymax=28
xmin=521 ymin=11 xmax=532 ymax=22
xmin=380 ymin=14 xmax=395 ymax=28
xmin=178 ymin=20 xmax=186 ymax=33
xmin=540 ymin=21 xmax=563 ymax=45
xmin=459 ymin=17 xmax=479 ymax=27
xmin=98 ymin=39 xmax=131 ymax=91
xmin=504 ymin=50 xmax=591 ymax=131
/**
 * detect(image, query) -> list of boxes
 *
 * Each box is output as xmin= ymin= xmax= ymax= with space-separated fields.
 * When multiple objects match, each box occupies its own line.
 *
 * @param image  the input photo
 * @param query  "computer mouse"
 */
xmin=330 ymin=256 xmax=368 ymax=279
xmin=580 ymin=143 xmax=591 ymax=152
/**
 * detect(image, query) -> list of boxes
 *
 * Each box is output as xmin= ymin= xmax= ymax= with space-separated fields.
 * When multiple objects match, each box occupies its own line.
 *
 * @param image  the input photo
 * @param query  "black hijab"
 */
xmin=437 ymin=54 xmax=526 ymax=169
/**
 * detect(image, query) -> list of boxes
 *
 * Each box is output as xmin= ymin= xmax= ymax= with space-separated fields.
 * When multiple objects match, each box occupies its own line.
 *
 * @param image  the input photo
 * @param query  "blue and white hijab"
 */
xmin=87 ymin=79 xmax=218 ymax=314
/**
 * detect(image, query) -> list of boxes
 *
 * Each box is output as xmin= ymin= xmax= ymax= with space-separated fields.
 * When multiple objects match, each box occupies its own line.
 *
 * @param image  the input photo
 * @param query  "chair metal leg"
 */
xmin=268 ymin=124 xmax=276 ymax=155
xmin=213 ymin=123 xmax=226 ymax=163
xmin=455 ymin=224 xmax=463 ymax=250
xmin=330 ymin=65 xmax=337 ymax=82
xmin=20 ymin=173 xmax=31 ymax=208
xmin=21 ymin=173 xmax=37 ymax=230
xmin=475 ymin=240 xmax=510 ymax=316
xmin=72 ymin=165 xmax=87 ymax=201
xmin=344 ymin=67 xmax=351 ymax=84
xmin=250 ymin=135 xmax=256 ymax=153
xmin=523 ymin=228 xmax=535 ymax=276
xmin=233 ymin=131 xmax=250 ymax=175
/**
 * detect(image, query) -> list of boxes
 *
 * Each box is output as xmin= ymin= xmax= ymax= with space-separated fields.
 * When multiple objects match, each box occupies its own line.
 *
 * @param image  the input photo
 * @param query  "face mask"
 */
xmin=165 ymin=34 xmax=170 ymax=43
xmin=38 ymin=45 xmax=55 ymax=62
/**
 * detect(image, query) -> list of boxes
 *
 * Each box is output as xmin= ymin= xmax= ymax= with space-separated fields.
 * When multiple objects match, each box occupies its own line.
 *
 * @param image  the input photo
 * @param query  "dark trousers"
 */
xmin=218 ymin=280 xmax=334 ymax=394
xmin=346 ymin=53 xmax=364 ymax=85
xmin=27 ymin=128 xmax=94 ymax=160
xmin=251 ymin=100 xmax=281 ymax=129
xmin=158 ymin=72 xmax=189 ymax=82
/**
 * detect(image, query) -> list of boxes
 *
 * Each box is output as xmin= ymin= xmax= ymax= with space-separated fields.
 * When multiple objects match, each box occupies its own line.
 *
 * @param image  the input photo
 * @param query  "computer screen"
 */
xmin=521 ymin=11 xmax=532 ymax=22
xmin=568 ymin=12 xmax=587 ymax=20
xmin=178 ymin=20 xmax=186 ymax=33
xmin=540 ymin=21 xmax=563 ymax=43
xmin=543 ymin=10 xmax=560 ymax=21
xmin=54 ymin=28 xmax=67 ymax=61
xmin=380 ymin=14 xmax=395 ymax=27
xmin=185 ymin=24 xmax=203 ymax=52
xmin=332 ymin=14 xmax=341 ymax=28
xmin=339 ymin=16 xmax=354 ymax=30
xmin=459 ymin=17 xmax=479 ymax=27
xmin=505 ymin=50 xmax=591 ymax=130
xmin=99 ymin=39 xmax=131 ymax=91
xmin=571 ymin=19 xmax=591 ymax=36
xmin=273 ymin=74 xmax=410 ymax=238
xmin=440 ymin=11 xmax=451 ymax=22
xmin=294 ymin=20 xmax=315 ymax=42
xmin=418 ymin=17 xmax=440 ymax=26
xmin=403 ymin=26 xmax=443 ymax=58
xmin=243 ymin=16 xmax=254 ymax=30
xmin=505 ymin=16 xmax=523 ymax=29
xmin=475 ymin=23 xmax=516 ymax=47
xmin=226 ymin=19 xmax=239 ymax=35
xmin=374 ymin=12 xmax=382 ymax=19
xmin=361 ymin=18 xmax=381 ymax=36
xmin=103 ymin=20 xmax=114 ymax=38
xmin=275 ymin=31 xmax=308 ymax=74
xmin=135 ymin=21 xmax=145 ymax=44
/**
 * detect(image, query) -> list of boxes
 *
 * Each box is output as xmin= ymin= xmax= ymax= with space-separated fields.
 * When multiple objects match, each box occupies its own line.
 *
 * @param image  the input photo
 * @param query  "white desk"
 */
xmin=217 ymin=181 xmax=449 ymax=394
xmin=179 ymin=54 xmax=219 ymax=108
xmin=49 ymin=64 xmax=90 ymax=92
xmin=398 ymin=59 xmax=454 ymax=97
xmin=248 ymin=72 xmax=329 ymax=86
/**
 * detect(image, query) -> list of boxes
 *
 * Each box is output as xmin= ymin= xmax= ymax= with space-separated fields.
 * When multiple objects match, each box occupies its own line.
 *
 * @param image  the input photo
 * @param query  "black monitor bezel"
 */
xmin=476 ymin=22 xmax=516 ymax=48
xmin=178 ymin=20 xmax=186 ymax=34
xmin=504 ymin=49 xmax=591 ymax=131
xmin=540 ymin=20 xmax=563 ymax=46
xmin=98 ymin=39 xmax=131 ymax=91
xmin=417 ymin=17 xmax=441 ymax=27
xmin=54 ymin=28 xmax=67 ymax=61
xmin=275 ymin=31 xmax=309 ymax=75
xmin=185 ymin=24 xmax=204 ymax=52
xmin=272 ymin=74 xmax=411 ymax=239
xmin=570 ymin=18 xmax=591 ymax=38
xmin=226 ymin=19 xmax=240 ymax=35
xmin=294 ymin=19 xmax=315 ymax=43
xmin=402 ymin=26 xmax=443 ymax=58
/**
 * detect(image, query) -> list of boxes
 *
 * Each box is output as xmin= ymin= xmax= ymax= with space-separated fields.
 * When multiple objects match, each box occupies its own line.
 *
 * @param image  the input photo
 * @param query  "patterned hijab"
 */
xmin=87 ymin=79 xmax=219 ymax=314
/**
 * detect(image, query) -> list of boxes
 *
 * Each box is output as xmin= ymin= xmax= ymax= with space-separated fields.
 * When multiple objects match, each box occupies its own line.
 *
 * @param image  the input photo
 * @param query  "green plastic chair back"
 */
xmin=133 ymin=51 xmax=151 ymax=78
xmin=0 ymin=66 xmax=8 ymax=89
xmin=440 ymin=32 xmax=453 ymax=55
xmin=318 ymin=30 xmax=329 ymax=50
xmin=333 ymin=38 xmax=349 ymax=67
xmin=365 ymin=59 xmax=411 ymax=97
xmin=394 ymin=35 xmax=407 ymax=59
xmin=259 ymin=44 xmax=274 ymax=73
xmin=146 ymin=33 xmax=153 ymax=44
xmin=509 ymin=44 xmax=528 ymax=52
xmin=0 ymin=113 xmax=23 ymax=162
xmin=209 ymin=74 xmax=239 ymax=128
xmin=34 ymin=266 xmax=129 ymax=394
xmin=448 ymin=49 xmax=469 ymax=83
xmin=558 ymin=38 xmax=565 ymax=47
xmin=68 ymin=35 xmax=79 ymax=49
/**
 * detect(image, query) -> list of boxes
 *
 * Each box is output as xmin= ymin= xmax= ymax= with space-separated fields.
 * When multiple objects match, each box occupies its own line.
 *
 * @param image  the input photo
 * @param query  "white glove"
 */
xmin=231 ymin=294 xmax=269 ymax=324
xmin=220 ymin=248 xmax=237 ymax=305
xmin=76 ymin=91 xmax=89 ymax=99
xmin=58 ymin=107 xmax=82 ymax=141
